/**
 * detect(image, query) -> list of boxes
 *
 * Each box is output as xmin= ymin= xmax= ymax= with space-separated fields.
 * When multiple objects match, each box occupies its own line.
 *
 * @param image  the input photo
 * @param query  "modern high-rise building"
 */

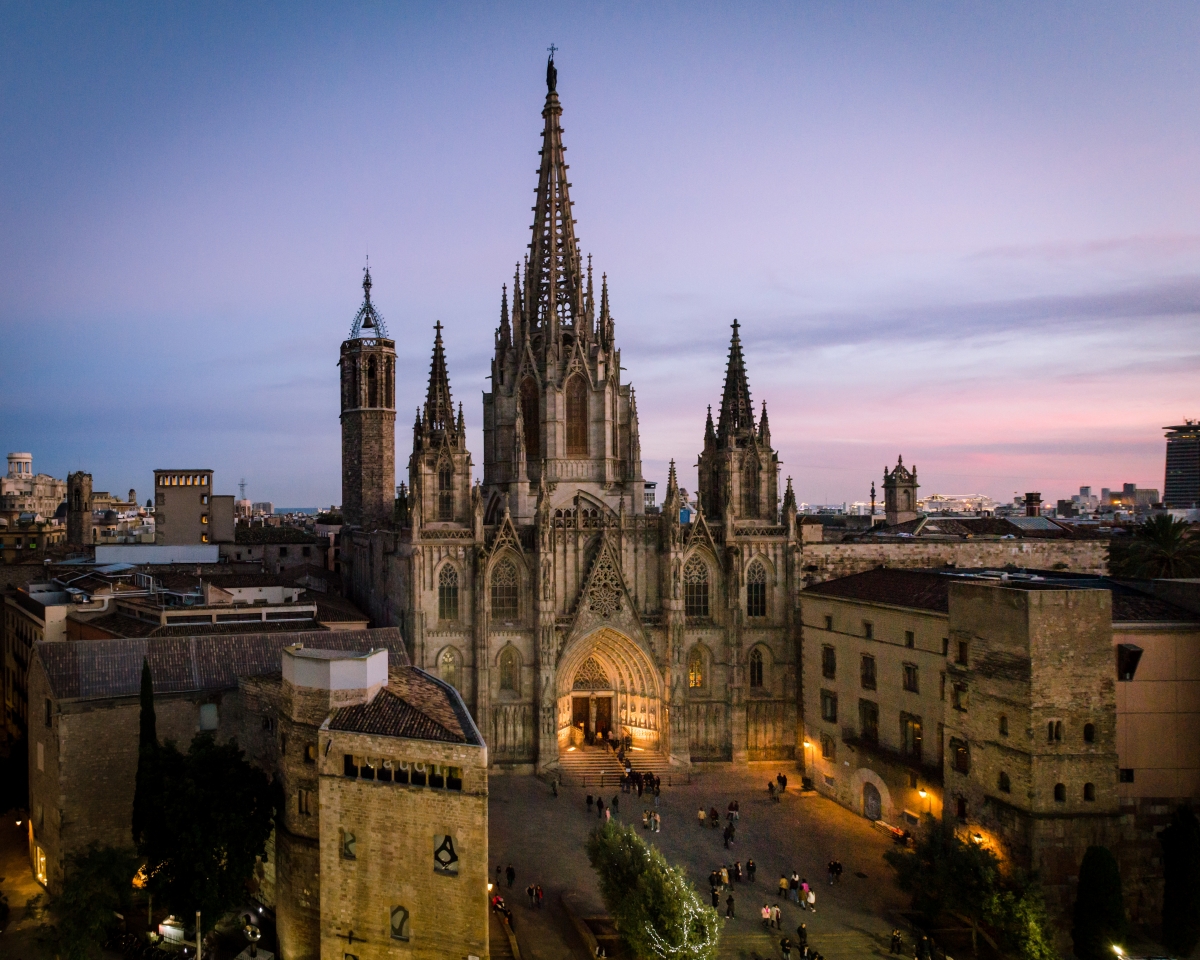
xmin=1164 ymin=421 xmax=1200 ymax=508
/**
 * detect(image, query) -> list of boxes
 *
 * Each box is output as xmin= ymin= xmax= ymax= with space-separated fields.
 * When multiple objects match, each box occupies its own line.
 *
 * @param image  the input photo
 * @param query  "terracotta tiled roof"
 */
xmin=36 ymin=628 xmax=408 ymax=701
xmin=330 ymin=667 xmax=482 ymax=746
xmin=75 ymin=611 xmax=324 ymax=639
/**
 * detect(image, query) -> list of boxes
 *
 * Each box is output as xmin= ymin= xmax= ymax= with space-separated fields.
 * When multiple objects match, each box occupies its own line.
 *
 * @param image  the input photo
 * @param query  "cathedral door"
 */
xmin=863 ymin=782 xmax=882 ymax=821
xmin=572 ymin=696 xmax=590 ymax=743
xmin=594 ymin=696 xmax=612 ymax=741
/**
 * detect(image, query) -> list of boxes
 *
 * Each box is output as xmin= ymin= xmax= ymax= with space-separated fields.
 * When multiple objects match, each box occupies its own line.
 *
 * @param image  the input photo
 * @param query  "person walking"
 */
xmin=710 ymin=806 xmax=720 ymax=828
xmin=720 ymin=865 xmax=730 ymax=887
xmin=790 ymin=871 xmax=800 ymax=903
xmin=768 ymin=781 xmax=776 ymax=802
xmin=760 ymin=904 xmax=771 ymax=929
xmin=526 ymin=883 xmax=535 ymax=907
xmin=834 ymin=861 xmax=843 ymax=884
xmin=781 ymin=935 xmax=793 ymax=960
xmin=711 ymin=887 xmax=720 ymax=909
xmin=827 ymin=860 xmax=836 ymax=885
xmin=889 ymin=929 xmax=902 ymax=954
xmin=778 ymin=875 xmax=790 ymax=901
xmin=597 ymin=797 xmax=605 ymax=820
xmin=725 ymin=893 xmax=735 ymax=919
xmin=747 ymin=859 xmax=756 ymax=882
xmin=698 ymin=807 xmax=706 ymax=828
xmin=605 ymin=806 xmax=611 ymax=822
xmin=733 ymin=860 xmax=743 ymax=883
xmin=796 ymin=922 xmax=808 ymax=948
xmin=654 ymin=782 xmax=661 ymax=808
xmin=771 ymin=904 xmax=782 ymax=930
xmin=805 ymin=887 xmax=816 ymax=913
xmin=587 ymin=793 xmax=594 ymax=814
xmin=723 ymin=823 xmax=733 ymax=849
xmin=506 ymin=864 xmax=516 ymax=888
xmin=495 ymin=864 xmax=502 ymax=887
xmin=654 ymin=811 xmax=661 ymax=833
xmin=535 ymin=884 xmax=544 ymax=909
xmin=612 ymin=794 xmax=619 ymax=815
xmin=800 ymin=878 xmax=810 ymax=909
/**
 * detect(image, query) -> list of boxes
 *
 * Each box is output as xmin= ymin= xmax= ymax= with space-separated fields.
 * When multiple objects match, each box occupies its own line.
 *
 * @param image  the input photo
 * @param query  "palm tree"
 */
xmin=1108 ymin=515 xmax=1200 ymax=579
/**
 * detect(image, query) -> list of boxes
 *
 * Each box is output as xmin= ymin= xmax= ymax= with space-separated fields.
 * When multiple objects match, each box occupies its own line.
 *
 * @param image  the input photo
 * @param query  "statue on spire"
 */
xmin=546 ymin=45 xmax=558 ymax=92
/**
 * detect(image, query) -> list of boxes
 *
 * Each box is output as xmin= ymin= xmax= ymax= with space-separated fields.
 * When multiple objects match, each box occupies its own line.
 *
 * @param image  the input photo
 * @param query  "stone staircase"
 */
xmin=555 ymin=746 xmax=687 ymax=786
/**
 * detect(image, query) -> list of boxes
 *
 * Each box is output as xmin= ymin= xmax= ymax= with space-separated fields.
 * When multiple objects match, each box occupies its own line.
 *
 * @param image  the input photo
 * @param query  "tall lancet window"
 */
xmin=566 ymin=375 xmax=588 ymax=456
xmin=367 ymin=355 xmax=378 ymax=407
xmin=520 ymin=378 xmax=540 ymax=461
xmin=438 ymin=465 xmax=453 ymax=521
xmin=742 ymin=457 xmax=759 ymax=517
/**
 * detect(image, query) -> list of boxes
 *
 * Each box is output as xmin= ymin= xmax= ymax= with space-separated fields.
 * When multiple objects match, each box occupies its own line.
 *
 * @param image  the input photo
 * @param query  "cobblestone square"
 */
xmin=488 ymin=767 xmax=910 ymax=960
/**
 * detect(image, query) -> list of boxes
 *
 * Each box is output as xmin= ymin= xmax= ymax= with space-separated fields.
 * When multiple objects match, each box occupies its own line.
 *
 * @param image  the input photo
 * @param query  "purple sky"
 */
xmin=3 ymin=3 xmax=1198 ymax=508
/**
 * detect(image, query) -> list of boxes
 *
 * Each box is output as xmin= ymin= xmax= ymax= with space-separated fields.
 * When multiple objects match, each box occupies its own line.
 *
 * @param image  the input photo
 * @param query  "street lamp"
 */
xmin=918 ymin=787 xmax=930 ymax=815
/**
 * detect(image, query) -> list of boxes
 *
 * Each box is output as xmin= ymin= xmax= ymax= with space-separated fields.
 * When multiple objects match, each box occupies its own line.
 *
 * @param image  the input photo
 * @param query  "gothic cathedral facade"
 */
xmin=342 ymin=57 xmax=803 ymax=771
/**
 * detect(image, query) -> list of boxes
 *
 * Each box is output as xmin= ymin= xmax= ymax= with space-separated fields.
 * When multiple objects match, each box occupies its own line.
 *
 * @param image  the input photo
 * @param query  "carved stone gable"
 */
xmin=587 ymin=553 xmax=623 ymax=619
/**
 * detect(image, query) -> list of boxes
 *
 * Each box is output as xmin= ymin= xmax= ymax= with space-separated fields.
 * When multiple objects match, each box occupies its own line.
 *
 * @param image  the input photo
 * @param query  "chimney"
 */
xmin=1023 ymin=492 xmax=1042 ymax=517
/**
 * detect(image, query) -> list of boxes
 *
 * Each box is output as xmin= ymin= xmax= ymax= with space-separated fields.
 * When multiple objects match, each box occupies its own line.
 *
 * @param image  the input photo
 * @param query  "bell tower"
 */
xmin=67 ymin=471 xmax=93 ymax=546
xmin=883 ymin=455 xmax=919 ymax=525
xmin=340 ymin=266 xmax=397 ymax=530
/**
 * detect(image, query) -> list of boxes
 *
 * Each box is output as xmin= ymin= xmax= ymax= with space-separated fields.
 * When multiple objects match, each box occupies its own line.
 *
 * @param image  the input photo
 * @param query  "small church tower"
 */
xmin=697 ymin=320 xmax=780 ymax=524
xmin=67 ymin=471 xmax=93 ymax=546
xmin=883 ymin=455 xmax=919 ymax=525
xmin=340 ymin=266 xmax=397 ymax=530
xmin=408 ymin=323 xmax=474 ymax=529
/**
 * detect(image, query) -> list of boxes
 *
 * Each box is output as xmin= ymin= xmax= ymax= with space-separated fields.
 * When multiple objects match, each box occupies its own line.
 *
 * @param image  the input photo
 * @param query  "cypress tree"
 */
xmin=132 ymin=658 xmax=157 ymax=847
xmin=1071 ymin=845 xmax=1126 ymax=960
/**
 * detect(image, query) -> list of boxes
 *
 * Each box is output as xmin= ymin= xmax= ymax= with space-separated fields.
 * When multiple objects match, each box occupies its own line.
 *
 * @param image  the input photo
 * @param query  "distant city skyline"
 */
xmin=2 ymin=3 xmax=1197 ymax=506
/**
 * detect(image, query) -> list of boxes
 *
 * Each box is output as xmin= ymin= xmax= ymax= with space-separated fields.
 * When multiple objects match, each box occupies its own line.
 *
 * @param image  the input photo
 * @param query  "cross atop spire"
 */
xmin=423 ymin=321 xmax=454 ymax=439
xmin=525 ymin=54 xmax=585 ymax=343
xmin=716 ymin=319 xmax=754 ymax=441
xmin=348 ymin=262 xmax=389 ymax=339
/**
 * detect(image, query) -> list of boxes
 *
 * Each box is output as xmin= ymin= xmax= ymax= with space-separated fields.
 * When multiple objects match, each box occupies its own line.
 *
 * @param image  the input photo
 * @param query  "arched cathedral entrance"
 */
xmin=555 ymin=627 xmax=663 ymax=757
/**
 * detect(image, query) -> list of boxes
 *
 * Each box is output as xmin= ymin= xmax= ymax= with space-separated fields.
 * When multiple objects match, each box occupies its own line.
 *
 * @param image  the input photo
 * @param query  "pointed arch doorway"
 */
xmin=555 ymin=627 xmax=663 ymax=757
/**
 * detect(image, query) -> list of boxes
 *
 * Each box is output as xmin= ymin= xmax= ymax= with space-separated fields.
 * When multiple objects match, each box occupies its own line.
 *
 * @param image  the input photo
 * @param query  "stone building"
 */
xmin=801 ymin=568 xmax=1200 ymax=919
xmin=1 ymin=453 xmax=67 ymax=522
xmin=339 ymin=55 xmax=1111 ymax=776
xmin=26 ymin=630 xmax=488 ymax=960
xmin=344 ymin=55 xmax=803 ymax=772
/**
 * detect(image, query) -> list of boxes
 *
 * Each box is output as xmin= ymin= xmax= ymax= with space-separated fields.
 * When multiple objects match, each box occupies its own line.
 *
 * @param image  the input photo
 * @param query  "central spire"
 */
xmin=525 ymin=51 xmax=585 ymax=341
xmin=717 ymin=319 xmax=754 ymax=441
xmin=424 ymin=321 xmax=454 ymax=438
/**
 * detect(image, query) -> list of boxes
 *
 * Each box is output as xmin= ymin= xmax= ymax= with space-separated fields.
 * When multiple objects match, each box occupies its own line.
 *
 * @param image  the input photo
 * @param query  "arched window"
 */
xmin=520 ymin=378 xmax=540 ymax=461
xmin=367 ymin=355 xmax=378 ymax=407
xmin=566 ymin=375 xmax=588 ymax=456
xmin=438 ymin=465 xmax=453 ymax=520
xmin=1054 ymin=783 xmax=1066 ymax=803
xmin=999 ymin=714 xmax=1009 ymax=736
xmin=491 ymin=558 xmax=519 ymax=620
xmin=439 ymin=648 xmax=460 ymax=691
xmin=1083 ymin=782 xmax=1095 ymax=801
xmin=1083 ymin=722 xmax=1095 ymax=743
xmin=746 ymin=561 xmax=767 ymax=618
xmin=684 ymin=556 xmax=709 ymax=618
xmin=385 ymin=358 xmax=394 ymax=408
xmin=1049 ymin=720 xmax=1063 ymax=742
xmin=499 ymin=647 xmax=519 ymax=693
xmin=998 ymin=771 xmax=1011 ymax=793
xmin=742 ymin=458 xmax=759 ymax=517
xmin=687 ymin=646 xmax=706 ymax=689
xmin=749 ymin=647 xmax=764 ymax=688
xmin=437 ymin=565 xmax=459 ymax=621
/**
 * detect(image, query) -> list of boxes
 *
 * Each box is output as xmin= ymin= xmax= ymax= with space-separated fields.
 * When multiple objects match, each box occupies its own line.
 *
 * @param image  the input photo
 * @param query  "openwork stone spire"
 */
xmin=348 ymin=263 xmax=389 ymax=339
xmin=525 ymin=50 xmax=585 ymax=339
xmin=424 ymin=322 xmax=455 ymax=439
xmin=717 ymin=320 xmax=754 ymax=442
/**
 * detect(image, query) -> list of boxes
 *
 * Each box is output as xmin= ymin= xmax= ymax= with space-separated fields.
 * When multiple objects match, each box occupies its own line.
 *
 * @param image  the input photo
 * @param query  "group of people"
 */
xmin=641 ymin=808 xmax=662 ymax=832
xmin=826 ymin=859 xmax=844 ymax=884
xmin=619 ymin=766 xmax=661 ymax=800
xmin=491 ymin=863 xmax=545 ymax=923
xmin=776 ymin=872 xmax=818 ymax=910
xmin=767 ymin=771 xmax=790 ymax=802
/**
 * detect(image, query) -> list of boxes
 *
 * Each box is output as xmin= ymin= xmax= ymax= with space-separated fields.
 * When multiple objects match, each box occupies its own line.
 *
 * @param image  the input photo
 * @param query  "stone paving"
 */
xmin=488 ymin=766 xmax=911 ymax=960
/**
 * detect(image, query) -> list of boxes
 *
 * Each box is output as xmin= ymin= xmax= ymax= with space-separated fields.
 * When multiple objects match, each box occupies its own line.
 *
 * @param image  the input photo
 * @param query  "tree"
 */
xmin=1107 ymin=515 xmax=1200 ymax=579
xmin=44 ymin=844 xmax=141 ymax=960
xmin=586 ymin=820 xmax=720 ymax=960
xmin=1072 ymin=845 xmax=1126 ymax=960
xmin=1159 ymin=806 xmax=1200 ymax=956
xmin=136 ymin=733 xmax=275 ymax=933
xmin=983 ymin=874 xmax=1060 ymax=960
xmin=132 ymin=658 xmax=157 ymax=847
xmin=884 ymin=815 xmax=999 ymax=920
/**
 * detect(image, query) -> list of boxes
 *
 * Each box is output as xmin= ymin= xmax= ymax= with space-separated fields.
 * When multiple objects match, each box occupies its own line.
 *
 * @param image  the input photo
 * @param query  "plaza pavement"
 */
xmin=488 ymin=766 xmax=911 ymax=960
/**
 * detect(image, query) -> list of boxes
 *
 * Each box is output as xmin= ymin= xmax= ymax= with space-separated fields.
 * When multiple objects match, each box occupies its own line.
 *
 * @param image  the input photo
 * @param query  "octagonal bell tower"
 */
xmin=340 ymin=266 xmax=396 ymax=530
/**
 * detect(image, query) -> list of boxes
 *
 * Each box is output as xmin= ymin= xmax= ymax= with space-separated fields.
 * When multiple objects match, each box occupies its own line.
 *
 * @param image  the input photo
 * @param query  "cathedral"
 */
xmin=341 ymin=55 xmax=802 ymax=771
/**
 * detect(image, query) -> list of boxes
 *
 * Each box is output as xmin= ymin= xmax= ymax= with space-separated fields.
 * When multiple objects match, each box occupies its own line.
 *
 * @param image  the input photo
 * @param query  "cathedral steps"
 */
xmin=555 ymin=746 xmax=687 ymax=787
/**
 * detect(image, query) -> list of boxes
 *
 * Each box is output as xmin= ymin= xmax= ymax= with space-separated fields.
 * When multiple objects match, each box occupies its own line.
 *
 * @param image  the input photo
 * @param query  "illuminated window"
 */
xmin=439 ymin=648 xmax=460 ymax=691
xmin=820 ymin=733 xmax=835 ymax=760
xmin=688 ymin=646 xmax=706 ymax=689
xmin=438 ymin=565 xmax=459 ymax=621
xmin=33 ymin=844 xmax=47 ymax=886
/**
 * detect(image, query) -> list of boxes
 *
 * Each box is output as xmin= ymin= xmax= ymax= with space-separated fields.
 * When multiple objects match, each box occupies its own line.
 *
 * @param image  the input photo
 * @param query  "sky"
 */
xmin=2 ymin=2 xmax=1199 ymax=508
